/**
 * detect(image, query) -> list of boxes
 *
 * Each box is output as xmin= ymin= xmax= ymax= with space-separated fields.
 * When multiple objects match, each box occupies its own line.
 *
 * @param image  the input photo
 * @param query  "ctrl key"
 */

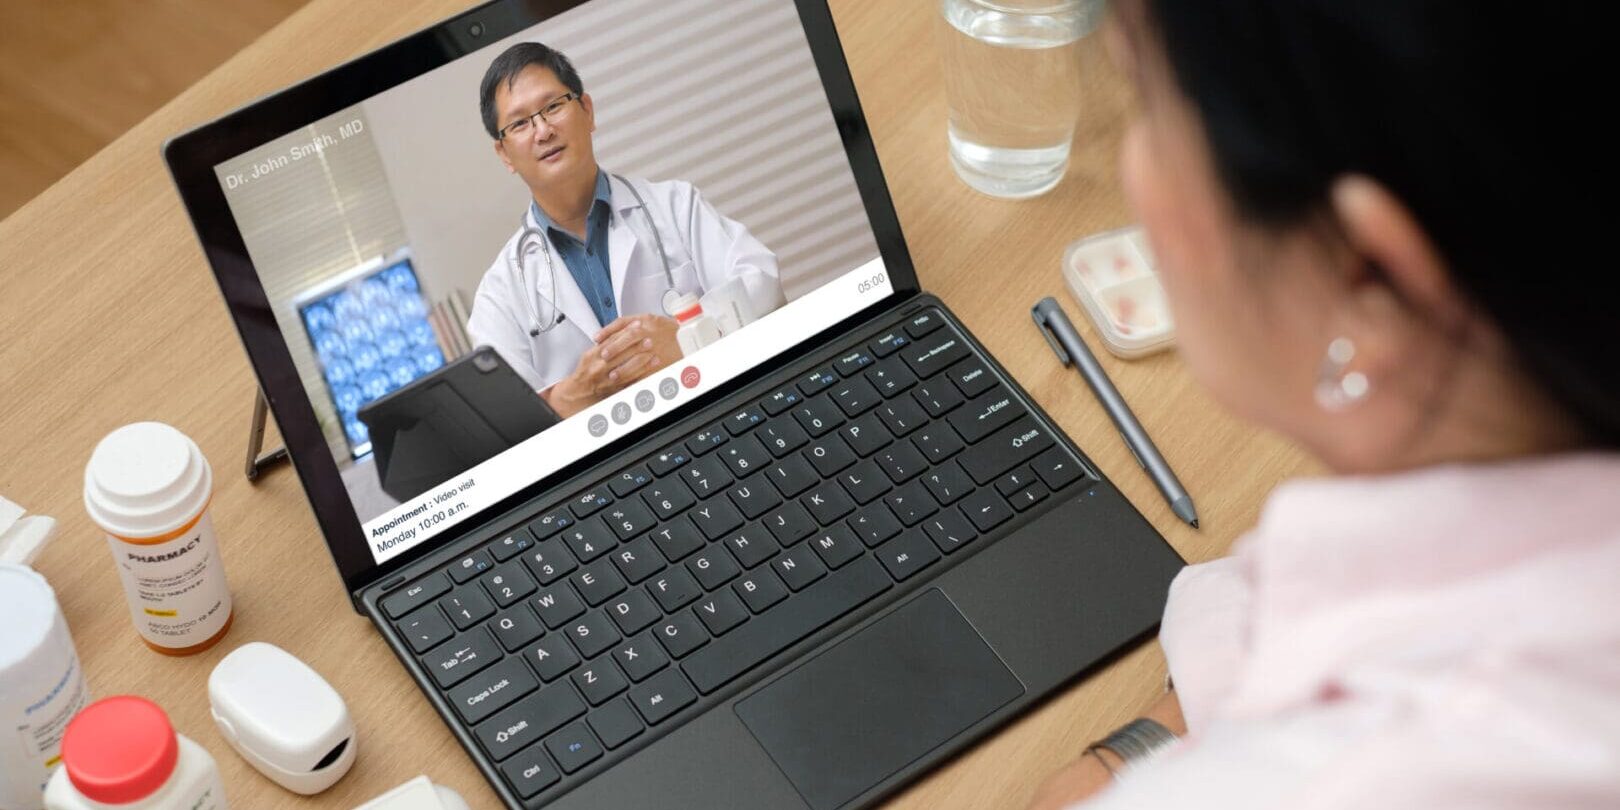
xmin=501 ymin=744 xmax=561 ymax=798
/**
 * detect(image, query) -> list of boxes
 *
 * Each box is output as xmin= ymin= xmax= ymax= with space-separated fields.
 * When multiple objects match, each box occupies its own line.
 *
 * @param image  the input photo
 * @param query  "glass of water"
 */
xmin=941 ymin=0 xmax=1103 ymax=199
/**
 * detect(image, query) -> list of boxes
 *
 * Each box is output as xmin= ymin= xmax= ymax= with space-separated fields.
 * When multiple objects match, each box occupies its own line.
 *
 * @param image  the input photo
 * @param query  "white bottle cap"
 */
xmin=84 ymin=423 xmax=212 ymax=539
xmin=0 ymin=564 xmax=55 ymax=676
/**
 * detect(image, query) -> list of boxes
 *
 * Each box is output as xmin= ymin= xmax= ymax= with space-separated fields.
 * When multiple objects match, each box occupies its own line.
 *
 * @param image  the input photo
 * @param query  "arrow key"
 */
xmin=1032 ymin=446 xmax=1085 ymax=490
xmin=959 ymin=489 xmax=1013 ymax=533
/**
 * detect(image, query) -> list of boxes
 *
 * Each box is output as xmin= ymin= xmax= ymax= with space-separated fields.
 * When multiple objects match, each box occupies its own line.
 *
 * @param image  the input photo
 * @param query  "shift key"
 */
xmin=446 ymin=658 xmax=537 ymax=725
xmin=960 ymin=417 xmax=1055 ymax=484
xmin=682 ymin=555 xmax=891 ymax=694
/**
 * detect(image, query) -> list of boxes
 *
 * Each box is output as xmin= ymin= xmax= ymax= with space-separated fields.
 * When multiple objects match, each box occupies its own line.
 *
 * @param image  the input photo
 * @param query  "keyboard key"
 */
xmin=734 ymin=568 xmax=788 ymax=613
xmin=560 ymin=519 xmax=616 ymax=563
xmin=690 ymin=499 xmax=745 ymax=540
xmin=802 ymin=482 xmax=856 ymax=525
xmin=959 ymin=417 xmax=1056 ymax=484
xmin=837 ymin=459 xmax=891 ymax=504
xmin=476 ymin=682 xmax=586 ymax=761
xmin=885 ymin=481 xmax=939 ymax=526
xmin=566 ymin=610 xmax=621 ymax=659
xmin=609 ymin=465 xmax=653 ymax=497
xmin=610 ymin=536 xmax=663 ymax=584
xmin=766 ymin=454 xmax=819 ymax=497
xmin=521 ymin=538 xmax=577 ymax=585
xmin=912 ymin=380 xmax=964 ymax=418
xmin=448 ymin=657 xmax=537 ymax=724
xmin=920 ymin=461 xmax=974 ymax=505
xmin=642 ymin=479 xmax=695 ymax=520
xmin=839 ymin=412 xmax=892 ymax=457
xmin=758 ymin=420 xmax=810 ymax=458
xmin=613 ymin=633 xmax=671 ymax=682
xmin=762 ymin=503 xmax=816 ymax=547
xmin=1009 ymin=481 xmax=1051 ymax=511
xmin=728 ymin=475 xmax=783 ymax=519
xmin=875 ymin=442 xmax=929 ymax=484
xmin=761 ymin=385 xmax=804 ymax=415
xmin=798 ymin=366 xmax=839 ymax=397
xmin=875 ymin=532 xmax=942 ymax=581
xmin=833 ymin=347 xmax=875 ymax=376
xmin=900 ymin=328 xmax=970 ymax=378
xmin=864 ymin=362 xmax=917 ymax=398
xmin=945 ymin=356 xmax=997 ymax=398
xmin=647 ymin=447 xmax=692 ymax=477
xmin=605 ymin=589 xmax=661 ymax=636
xmin=1032 ymin=446 xmax=1085 ymax=490
xmin=603 ymin=499 xmax=657 ymax=540
xmin=960 ymin=489 xmax=1014 ymax=532
xmin=491 ymin=605 xmax=545 ymax=651
xmin=803 ymin=434 xmax=857 ymax=477
xmin=694 ymin=590 xmax=750 ymax=635
xmin=875 ymin=398 xmax=928 ymax=437
xmin=531 ymin=583 xmax=585 ymax=629
xmin=647 ymin=567 xmax=702 ymax=613
xmin=995 ymin=465 xmax=1040 ymax=497
xmin=545 ymin=722 xmax=604 ymax=774
xmin=482 ymin=562 xmax=537 ymax=607
xmin=589 ymin=698 xmax=646 ymax=749
xmin=521 ymin=634 xmax=580 ymax=682
xmin=912 ymin=425 xmax=965 ymax=464
xmin=725 ymin=406 xmax=767 ymax=435
xmin=682 ymin=556 xmax=891 ymax=694
xmin=572 ymin=488 xmax=613 ymax=518
xmin=487 ymin=529 xmax=535 ymax=562
xmin=449 ymin=550 xmax=494 ymax=584
xmin=725 ymin=524 xmax=781 ymax=568
xmin=654 ymin=612 xmax=709 ymax=658
xmin=572 ymin=559 xmax=627 ymax=606
xmin=629 ymin=668 xmax=698 ymax=726
xmin=399 ymin=607 xmax=453 ymax=654
xmin=869 ymin=329 xmax=911 ymax=357
xmin=772 ymin=543 xmax=829 ymax=591
xmin=948 ymin=387 xmax=1026 ymax=444
xmin=441 ymin=584 xmax=495 ymax=629
xmin=922 ymin=509 xmax=977 ymax=554
xmin=573 ymin=657 xmax=629 ymax=705
xmin=420 ymin=627 xmax=500 ymax=689
xmin=527 ymin=508 xmax=575 ymax=539
xmin=687 ymin=425 xmax=729 ymax=456
xmin=501 ymin=744 xmax=560 ymax=798
xmin=904 ymin=310 xmax=945 ymax=338
xmin=831 ymin=378 xmax=881 ymax=417
xmin=680 ymin=454 xmax=733 ymax=498
xmin=793 ymin=397 xmax=845 ymax=437
xmin=688 ymin=547 xmax=741 ymax=590
xmin=847 ymin=506 xmax=903 ymax=547
xmin=382 ymin=572 xmax=449 ymax=619
xmin=650 ymin=518 xmax=704 ymax=562
xmin=807 ymin=525 xmax=864 ymax=569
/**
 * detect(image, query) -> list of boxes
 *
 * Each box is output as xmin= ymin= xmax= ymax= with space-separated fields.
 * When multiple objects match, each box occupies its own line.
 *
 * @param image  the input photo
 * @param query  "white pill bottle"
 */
xmin=0 ymin=564 xmax=91 ymax=810
xmin=84 ymin=422 xmax=233 ymax=655
xmin=44 ymin=696 xmax=227 ymax=810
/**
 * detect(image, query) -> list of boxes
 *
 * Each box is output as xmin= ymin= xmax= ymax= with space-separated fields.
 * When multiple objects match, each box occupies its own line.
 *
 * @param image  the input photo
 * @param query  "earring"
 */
xmin=1315 ymin=337 xmax=1371 ymax=411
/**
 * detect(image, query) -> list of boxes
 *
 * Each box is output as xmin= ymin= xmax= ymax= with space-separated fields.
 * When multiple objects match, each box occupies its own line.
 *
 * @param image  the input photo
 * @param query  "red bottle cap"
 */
xmin=61 ymin=696 xmax=179 ymax=804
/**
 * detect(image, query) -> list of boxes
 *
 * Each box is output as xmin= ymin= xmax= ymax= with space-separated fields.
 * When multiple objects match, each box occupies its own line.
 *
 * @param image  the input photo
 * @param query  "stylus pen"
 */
xmin=1031 ymin=297 xmax=1199 ymax=528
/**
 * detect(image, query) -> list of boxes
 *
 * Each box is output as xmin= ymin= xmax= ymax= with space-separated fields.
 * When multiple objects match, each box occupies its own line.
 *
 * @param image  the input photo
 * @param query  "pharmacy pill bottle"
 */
xmin=44 ymin=696 xmax=228 ymax=810
xmin=0 ymin=564 xmax=91 ymax=810
xmin=84 ymin=422 xmax=233 ymax=655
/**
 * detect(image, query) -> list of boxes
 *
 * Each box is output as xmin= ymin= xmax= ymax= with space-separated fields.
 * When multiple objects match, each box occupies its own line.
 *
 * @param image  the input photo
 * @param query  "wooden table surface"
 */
xmin=0 ymin=0 xmax=1313 ymax=807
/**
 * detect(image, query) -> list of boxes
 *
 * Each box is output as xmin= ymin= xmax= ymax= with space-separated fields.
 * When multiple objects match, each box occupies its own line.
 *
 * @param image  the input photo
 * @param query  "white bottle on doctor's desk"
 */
xmin=671 ymin=293 xmax=722 ymax=356
xmin=45 ymin=696 xmax=227 ymax=810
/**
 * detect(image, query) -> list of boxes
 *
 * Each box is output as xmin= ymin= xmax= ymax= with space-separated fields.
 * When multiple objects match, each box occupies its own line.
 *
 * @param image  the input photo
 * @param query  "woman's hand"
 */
xmin=1027 ymin=689 xmax=1186 ymax=810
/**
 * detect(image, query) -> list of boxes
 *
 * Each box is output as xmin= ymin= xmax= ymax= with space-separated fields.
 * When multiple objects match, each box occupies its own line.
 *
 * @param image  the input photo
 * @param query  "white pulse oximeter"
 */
xmin=207 ymin=641 xmax=357 ymax=794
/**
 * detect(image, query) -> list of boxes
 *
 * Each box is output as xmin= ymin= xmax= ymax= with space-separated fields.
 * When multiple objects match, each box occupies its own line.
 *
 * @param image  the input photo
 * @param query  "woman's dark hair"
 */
xmin=1135 ymin=1 xmax=1615 ymax=447
xmin=479 ymin=42 xmax=584 ymax=140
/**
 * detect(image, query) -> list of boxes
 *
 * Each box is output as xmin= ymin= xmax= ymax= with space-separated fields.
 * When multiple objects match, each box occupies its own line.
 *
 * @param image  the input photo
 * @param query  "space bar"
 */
xmin=683 ymin=556 xmax=892 ymax=694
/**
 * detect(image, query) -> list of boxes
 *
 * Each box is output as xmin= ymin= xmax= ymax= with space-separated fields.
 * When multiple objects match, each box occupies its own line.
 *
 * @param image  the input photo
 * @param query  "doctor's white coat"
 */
xmin=467 ymin=173 xmax=784 ymax=392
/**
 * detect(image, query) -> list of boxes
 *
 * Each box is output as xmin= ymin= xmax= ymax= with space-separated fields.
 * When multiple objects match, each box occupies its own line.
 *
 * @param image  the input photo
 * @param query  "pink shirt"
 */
xmin=1081 ymin=454 xmax=1620 ymax=808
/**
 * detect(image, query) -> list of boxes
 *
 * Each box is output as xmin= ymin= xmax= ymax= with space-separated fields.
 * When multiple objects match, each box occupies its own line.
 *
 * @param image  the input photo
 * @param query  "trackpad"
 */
xmin=735 ymin=590 xmax=1024 ymax=809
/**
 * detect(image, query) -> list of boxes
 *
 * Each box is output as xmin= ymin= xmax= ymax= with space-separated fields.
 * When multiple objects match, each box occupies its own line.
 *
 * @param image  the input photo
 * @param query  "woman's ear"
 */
xmin=1330 ymin=175 xmax=1469 ymax=332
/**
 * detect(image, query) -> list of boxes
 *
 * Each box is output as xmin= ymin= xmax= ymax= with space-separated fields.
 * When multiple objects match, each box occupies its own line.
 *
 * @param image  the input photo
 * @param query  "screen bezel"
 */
xmin=164 ymin=0 xmax=921 ymax=597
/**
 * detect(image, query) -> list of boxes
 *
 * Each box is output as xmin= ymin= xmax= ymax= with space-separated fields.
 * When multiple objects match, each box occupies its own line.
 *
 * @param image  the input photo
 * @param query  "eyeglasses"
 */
xmin=497 ymin=92 xmax=580 ymax=141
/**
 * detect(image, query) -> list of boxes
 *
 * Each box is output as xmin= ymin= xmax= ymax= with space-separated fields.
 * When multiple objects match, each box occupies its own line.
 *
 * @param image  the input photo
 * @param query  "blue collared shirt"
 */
xmin=530 ymin=170 xmax=616 ymax=328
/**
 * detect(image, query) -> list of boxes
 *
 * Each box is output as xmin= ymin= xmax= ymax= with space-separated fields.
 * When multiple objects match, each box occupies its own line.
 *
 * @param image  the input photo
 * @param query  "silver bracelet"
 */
xmin=1089 ymin=717 xmax=1177 ymax=770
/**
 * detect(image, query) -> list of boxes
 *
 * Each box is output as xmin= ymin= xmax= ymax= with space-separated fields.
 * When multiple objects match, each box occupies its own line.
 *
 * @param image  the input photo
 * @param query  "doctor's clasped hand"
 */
xmin=546 ymin=313 xmax=682 ymax=417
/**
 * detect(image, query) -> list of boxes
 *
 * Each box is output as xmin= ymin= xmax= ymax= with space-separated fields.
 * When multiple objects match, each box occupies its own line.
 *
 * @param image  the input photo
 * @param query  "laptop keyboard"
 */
xmin=376 ymin=307 xmax=1092 ymax=803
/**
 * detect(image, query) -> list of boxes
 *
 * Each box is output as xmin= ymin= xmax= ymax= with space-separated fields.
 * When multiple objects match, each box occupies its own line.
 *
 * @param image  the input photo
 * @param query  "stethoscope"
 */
xmin=514 ymin=173 xmax=680 ymax=337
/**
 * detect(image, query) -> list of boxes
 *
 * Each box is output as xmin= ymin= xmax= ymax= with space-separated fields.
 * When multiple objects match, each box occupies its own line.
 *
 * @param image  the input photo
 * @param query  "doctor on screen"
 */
xmin=466 ymin=42 xmax=785 ymax=418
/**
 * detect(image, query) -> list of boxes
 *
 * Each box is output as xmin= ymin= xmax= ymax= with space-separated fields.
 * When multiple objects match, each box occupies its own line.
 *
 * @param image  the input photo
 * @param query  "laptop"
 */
xmin=164 ymin=1 xmax=1184 ymax=807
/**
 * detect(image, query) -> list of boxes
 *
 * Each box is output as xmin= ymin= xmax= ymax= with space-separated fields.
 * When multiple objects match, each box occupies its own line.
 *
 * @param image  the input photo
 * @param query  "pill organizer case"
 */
xmin=1061 ymin=226 xmax=1176 ymax=358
